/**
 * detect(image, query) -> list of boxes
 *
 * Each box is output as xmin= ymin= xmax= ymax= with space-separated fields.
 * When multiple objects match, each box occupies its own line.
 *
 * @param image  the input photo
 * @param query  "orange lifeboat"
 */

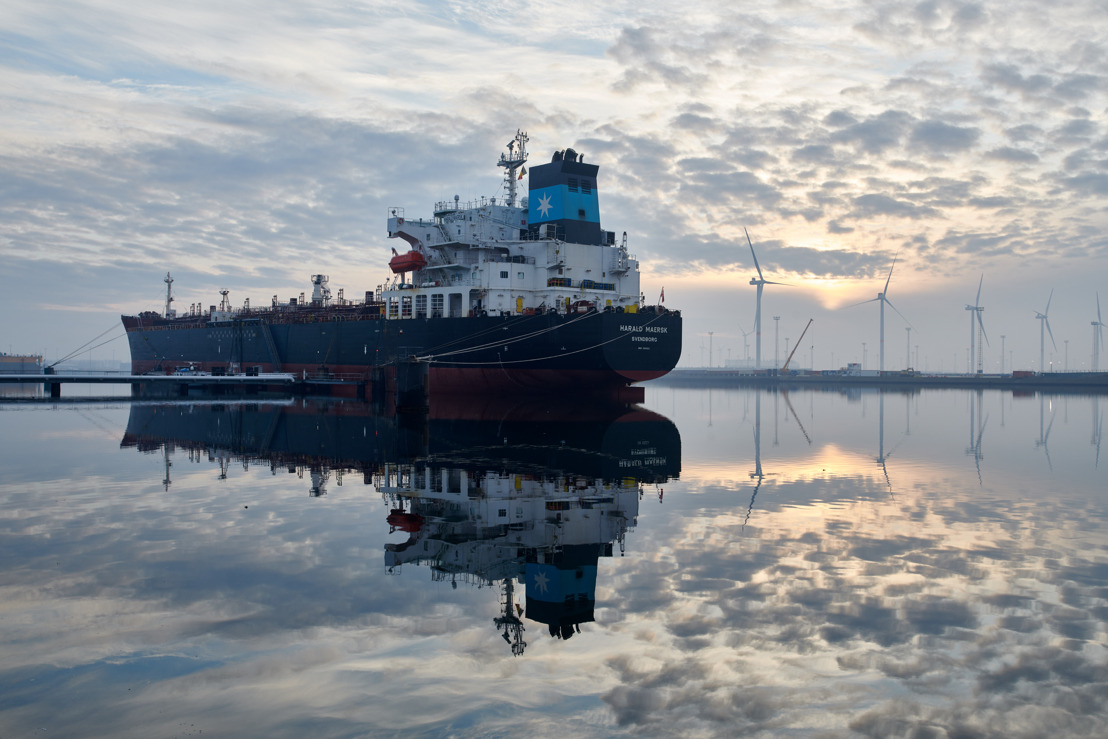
xmin=389 ymin=250 xmax=427 ymax=274
xmin=387 ymin=509 xmax=424 ymax=532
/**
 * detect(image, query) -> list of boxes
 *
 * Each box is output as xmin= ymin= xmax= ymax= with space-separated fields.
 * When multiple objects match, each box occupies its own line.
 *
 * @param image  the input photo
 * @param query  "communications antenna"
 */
xmin=498 ymin=130 xmax=529 ymax=207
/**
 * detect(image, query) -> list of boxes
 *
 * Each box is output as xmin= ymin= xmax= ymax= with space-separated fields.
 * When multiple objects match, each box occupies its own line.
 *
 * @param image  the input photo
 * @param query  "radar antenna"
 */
xmin=497 ymin=130 xmax=529 ymax=208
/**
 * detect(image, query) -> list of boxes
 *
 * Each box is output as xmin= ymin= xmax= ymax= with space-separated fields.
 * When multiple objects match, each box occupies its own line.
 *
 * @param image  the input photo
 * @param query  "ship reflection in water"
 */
xmin=120 ymin=396 xmax=680 ymax=655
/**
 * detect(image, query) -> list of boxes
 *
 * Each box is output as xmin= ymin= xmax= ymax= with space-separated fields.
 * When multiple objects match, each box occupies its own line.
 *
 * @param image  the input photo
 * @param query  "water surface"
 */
xmin=1 ymin=387 xmax=1105 ymax=737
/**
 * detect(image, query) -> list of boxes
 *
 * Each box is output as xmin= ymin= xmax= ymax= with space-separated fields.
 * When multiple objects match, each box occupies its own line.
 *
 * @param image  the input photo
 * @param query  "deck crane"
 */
xmin=780 ymin=319 xmax=813 ymax=373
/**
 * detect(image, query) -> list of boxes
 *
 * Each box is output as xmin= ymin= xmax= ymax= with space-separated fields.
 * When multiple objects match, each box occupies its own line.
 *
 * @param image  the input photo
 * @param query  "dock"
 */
xmin=0 ymin=372 xmax=298 ymax=398
xmin=0 ymin=364 xmax=432 ymax=410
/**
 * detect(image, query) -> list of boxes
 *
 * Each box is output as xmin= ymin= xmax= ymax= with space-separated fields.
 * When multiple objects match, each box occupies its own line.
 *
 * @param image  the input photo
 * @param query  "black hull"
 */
xmin=122 ymin=310 xmax=682 ymax=394
xmin=120 ymin=397 xmax=681 ymax=483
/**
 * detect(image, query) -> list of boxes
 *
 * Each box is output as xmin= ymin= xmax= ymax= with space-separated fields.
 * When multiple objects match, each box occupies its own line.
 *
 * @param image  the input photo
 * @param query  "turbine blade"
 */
xmin=845 ymin=297 xmax=881 ymax=309
xmin=1098 ymin=292 xmax=1102 ymax=325
xmin=763 ymin=280 xmax=791 ymax=286
xmin=977 ymin=310 xmax=989 ymax=347
xmin=884 ymin=251 xmax=899 ymax=296
xmin=1045 ymin=317 xmax=1057 ymax=350
xmin=975 ymin=274 xmax=983 ymax=306
xmin=884 ymin=297 xmax=912 ymax=326
xmin=745 ymin=228 xmax=765 ymax=282
xmin=1045 ymin=288 xmax=1053 ymax=315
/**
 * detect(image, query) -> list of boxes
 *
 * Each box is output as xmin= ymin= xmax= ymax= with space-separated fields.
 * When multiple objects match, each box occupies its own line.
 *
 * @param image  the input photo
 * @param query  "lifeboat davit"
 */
xmin=389 ymin=250 xmax=426 ymax=274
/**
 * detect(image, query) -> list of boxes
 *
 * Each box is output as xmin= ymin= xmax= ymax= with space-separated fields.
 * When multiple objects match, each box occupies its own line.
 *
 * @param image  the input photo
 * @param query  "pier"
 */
xmin=0 ymin=363 xmax=431 ymax=409
xmin=0 ymin=372 xmax=298 ymax=398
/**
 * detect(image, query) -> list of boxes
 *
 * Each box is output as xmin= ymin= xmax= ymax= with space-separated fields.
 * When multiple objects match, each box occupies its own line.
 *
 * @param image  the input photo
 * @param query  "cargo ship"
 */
xmin=121 ymin=131 xmax=681 ymax=396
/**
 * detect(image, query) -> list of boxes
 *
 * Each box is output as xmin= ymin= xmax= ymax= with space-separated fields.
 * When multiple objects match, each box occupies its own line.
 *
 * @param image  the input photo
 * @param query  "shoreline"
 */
xmin=653 ymin=368 xmax=1108 ymax=393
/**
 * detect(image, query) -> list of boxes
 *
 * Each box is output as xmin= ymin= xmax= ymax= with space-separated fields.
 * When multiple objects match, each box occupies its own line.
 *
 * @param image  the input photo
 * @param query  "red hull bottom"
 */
xmin=427 ymin=367 xmax=663 ymax=393
xmin=127 ymin=360 xmax=659 ymax=401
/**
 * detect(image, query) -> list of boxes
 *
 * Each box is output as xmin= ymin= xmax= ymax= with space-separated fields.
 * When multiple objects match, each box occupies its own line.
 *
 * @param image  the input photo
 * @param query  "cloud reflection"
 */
xmin=2 ymin=389 xmax=1107 ymax=736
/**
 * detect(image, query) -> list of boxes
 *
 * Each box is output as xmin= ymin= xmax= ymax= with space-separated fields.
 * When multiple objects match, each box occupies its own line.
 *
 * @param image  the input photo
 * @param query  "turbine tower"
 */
xmin=1092 ymin=292 xmax=1104 ymax=372
xmin=1035 ymin=289 xmax=1057 ymax=373
xmin=745 ymin=228 xmax=786 ymax=369
xmin=848 ymin=251 xmax=909 ymax=372
xmin=964 ymin=275 xmax=988 ymax=374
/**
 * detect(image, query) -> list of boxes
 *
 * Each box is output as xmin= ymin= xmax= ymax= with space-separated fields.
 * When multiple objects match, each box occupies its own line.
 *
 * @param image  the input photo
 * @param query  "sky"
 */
xmin=1 ymin=0 xmax=1106 ymax=371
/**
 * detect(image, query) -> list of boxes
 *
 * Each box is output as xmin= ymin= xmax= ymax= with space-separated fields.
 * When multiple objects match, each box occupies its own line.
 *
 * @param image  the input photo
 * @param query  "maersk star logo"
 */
xmin=536 ymin=193 xmax=552 ymax=218
xmin=532 ymin=569 xmax=550 ymax=594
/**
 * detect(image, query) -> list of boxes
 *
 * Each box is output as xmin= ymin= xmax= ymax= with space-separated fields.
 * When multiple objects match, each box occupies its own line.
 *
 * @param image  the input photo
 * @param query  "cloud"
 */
xmin=828 ymin=110 xmax=915 ymax=155
xmin=909 ymin=120 xmax=982 ymax=154
xmin=986 ymin=146 xmax=1040 ymax=164
xmin=850 ymin=193 xmax=940 ymax=220
xmin=2 ymin=0 xmax=1107 ymax=377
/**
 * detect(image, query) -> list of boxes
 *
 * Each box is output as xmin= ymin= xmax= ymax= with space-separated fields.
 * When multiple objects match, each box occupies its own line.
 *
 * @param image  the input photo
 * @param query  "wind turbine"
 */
xmin=738 ymin=323 xmax=753 ymax=362
xmin=1036 ymin=394 xmax=1055 ymax=471
xmin=745 ymin=228 xmax=786 ymax=369
xmin=742 ymin=392 xmax=766 ymax=532
xmin=1035 ymin=290 xmax=1057 ymax=373
xmin=876 ymin=392 xmax=891 ymax=490
xmin=965 ymin=275 xmax=989 ymax=374
xmin=965 ymin=389 xmax=988 ymax=485
xmin=1093 ymin=397 xmax=1102 ymax=469
xmin=848 ymin=251 xmax=909 ymax=372
xmin=1092 ymin=292 xmax=1104 ymax=372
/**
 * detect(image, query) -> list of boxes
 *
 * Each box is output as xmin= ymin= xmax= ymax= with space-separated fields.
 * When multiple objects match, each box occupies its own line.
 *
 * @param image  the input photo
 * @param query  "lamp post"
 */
xmin=773 ymin=316 xmax=781 ymax=367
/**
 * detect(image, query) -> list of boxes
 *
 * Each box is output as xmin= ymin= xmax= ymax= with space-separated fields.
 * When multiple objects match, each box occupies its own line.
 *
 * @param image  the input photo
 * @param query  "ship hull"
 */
xmin=122 ymin=309 xmax=681 ymax=395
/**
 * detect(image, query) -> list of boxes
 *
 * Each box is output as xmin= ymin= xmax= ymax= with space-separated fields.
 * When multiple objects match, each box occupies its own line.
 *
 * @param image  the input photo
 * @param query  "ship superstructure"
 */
xmin=379 ymin=464 xmax=644 ymax=654
xmin=382 ymin=131 xmax=641 ymax=319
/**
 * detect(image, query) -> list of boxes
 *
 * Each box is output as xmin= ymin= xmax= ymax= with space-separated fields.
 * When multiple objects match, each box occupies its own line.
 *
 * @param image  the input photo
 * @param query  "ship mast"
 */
xmin=493 ymin=578 xmax=526 ymax=656
xmin=164 ymin=272 xmax=174 ymax=318
xmin=497 ymin=130 xmax=529 ymax=207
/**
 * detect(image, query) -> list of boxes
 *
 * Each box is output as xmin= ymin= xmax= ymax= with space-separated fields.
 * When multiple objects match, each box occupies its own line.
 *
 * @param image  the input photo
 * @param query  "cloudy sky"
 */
xmin=2 ymin=0 xmax=1106 ymax=370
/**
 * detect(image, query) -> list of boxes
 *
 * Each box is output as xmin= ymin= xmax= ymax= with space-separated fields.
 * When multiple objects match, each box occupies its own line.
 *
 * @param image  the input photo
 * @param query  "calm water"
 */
xmin=1 ymin=386 xmax=1105 ymax=738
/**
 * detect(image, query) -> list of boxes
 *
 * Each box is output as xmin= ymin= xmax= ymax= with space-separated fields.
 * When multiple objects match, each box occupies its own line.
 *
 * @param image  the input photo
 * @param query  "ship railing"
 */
xmin=433 ymin=196 xmax=509 ymax=214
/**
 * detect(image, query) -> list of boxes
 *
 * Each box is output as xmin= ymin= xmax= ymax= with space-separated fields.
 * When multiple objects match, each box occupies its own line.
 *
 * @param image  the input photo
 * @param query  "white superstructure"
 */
xmin=380 ymin=131 xmax=642 ymax=319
